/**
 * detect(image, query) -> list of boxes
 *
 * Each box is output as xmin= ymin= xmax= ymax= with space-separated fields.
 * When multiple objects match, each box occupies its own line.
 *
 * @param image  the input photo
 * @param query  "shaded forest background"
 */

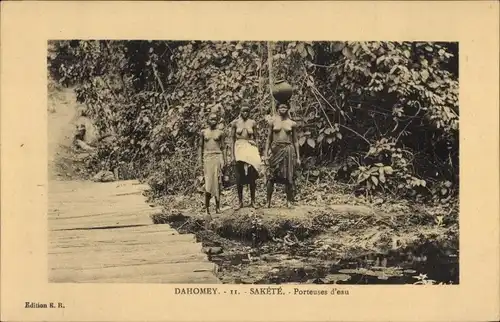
xmin=47 ymin=40 xmax=459 ymax=212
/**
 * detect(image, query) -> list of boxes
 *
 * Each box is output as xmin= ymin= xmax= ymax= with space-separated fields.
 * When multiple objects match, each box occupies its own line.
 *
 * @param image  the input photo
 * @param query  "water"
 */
xmin=160 ymin=215 xmax=459 ymax=285
xmin=211 ymin=250 xmax=458 ymax=285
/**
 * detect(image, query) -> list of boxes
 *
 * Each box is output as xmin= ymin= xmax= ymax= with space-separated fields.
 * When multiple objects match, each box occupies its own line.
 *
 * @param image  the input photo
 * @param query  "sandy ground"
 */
xmin=48 ymin=87 xmax=79 ymax=180
xmin=48 ymin=86 xmax=96 ymax=180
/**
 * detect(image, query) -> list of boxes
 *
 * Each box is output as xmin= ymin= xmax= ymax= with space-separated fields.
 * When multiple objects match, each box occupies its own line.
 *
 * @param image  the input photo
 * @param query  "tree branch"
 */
xmin=395 ymin=102 xmax=423 ymax=142
xmin=151 ymin=63 xmax=170 ymax=110
xmin=309 ymin=85 xmax=370 ymax=145
xmin=340 ymin=124 xmax=371 ymax=145
xmin=267 ymin=41 xmax=276 ymax=115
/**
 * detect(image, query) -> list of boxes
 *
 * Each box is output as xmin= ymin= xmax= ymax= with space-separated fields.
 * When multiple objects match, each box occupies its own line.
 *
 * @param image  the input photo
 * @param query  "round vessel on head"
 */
xmin=272 ymin=80 xmax=293 ymax=103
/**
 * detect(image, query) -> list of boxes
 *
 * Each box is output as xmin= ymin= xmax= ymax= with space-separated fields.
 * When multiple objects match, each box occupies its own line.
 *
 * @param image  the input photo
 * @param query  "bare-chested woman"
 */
xmin=200 ymin=113 xmax=227 ymax=214
xmin=263 ymin=102 xmax=301 ymax=208
xmin=231 ymin=105 xmax=262 ymax=209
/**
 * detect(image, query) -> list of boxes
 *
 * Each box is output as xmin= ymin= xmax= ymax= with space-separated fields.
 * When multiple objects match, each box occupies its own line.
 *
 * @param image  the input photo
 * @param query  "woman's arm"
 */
xmin=221 ymin=131 xmax=227 ymax=166
xmin=264 ymin=121 xmax=274 ymax=161
xmin=230 ymin=122 xmax=237 ymax=163
xmin=199 ymin=130 xmax=205 ymax=167
xmin=291 ymin=123 xmax=301 ymax=165
xmin=251 ymin=120 xmax=258 ymax=147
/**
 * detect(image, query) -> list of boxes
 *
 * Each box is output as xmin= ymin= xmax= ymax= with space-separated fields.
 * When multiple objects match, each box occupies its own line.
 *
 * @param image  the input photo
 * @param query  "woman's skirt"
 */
xmin=268 ymin=141 xmax=296 ymax=184
xmin=234 ymin=139 xmax=262 ymax=175
xmin=203 ymin=152 xmax=224 ymax=196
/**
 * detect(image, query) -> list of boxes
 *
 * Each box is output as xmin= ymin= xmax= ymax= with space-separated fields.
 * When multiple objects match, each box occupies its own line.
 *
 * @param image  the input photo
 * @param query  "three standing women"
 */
xmin=200 ymin=81 xmax=300 ymax=210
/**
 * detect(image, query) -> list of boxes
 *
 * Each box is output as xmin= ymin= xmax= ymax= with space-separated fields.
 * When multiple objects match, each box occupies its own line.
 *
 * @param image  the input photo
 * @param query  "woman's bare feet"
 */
xmin=203 ymin=211 xmax=212 ymax=228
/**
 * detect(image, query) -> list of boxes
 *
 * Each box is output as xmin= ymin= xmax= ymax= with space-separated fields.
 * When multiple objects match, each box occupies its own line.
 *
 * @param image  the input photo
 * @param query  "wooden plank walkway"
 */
xmin=48 ymin=179 xmax=220 ymax=284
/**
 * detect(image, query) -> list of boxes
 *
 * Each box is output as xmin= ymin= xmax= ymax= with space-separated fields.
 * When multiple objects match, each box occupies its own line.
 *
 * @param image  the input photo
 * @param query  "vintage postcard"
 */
xmin=1 ymin=1 xmax=499 ymax=321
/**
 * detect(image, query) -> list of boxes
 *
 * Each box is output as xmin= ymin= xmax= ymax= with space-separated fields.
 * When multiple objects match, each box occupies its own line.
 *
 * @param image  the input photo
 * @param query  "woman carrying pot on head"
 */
xmin=231 ymin=104 xmax=262 ymax=209
xmin=200 ymin=113 xmax=227 ymax=214
xmin=263 ymin=81 xmax=301 ymax=208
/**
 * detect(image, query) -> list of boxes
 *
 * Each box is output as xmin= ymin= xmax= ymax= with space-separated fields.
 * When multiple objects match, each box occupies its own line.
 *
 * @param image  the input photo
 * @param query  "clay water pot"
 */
xmin=272 ymin=80 xmax=293 ymax=103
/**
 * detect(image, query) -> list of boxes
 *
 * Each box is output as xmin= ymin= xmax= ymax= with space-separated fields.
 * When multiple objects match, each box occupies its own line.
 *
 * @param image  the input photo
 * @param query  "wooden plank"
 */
xmin=49 ymin=224 xmax=186 ymax=239
xmin=49 ymin=191 xmax=150 ymax=201
xmin=49 ymin=194 xmax=147 ymax=204
xmin=49 ymin=261 xmax=216 ymax=282
xmin=49 ymin=179 xmax=147 ymax=191
xmin=49 ymin=238 xmax=199 ymax=252
xmin=50 ymin=241 xmax=204 ymax=258
xmin=53 ymin=190 xmax=149 ymax=198
xmin=49 ymin=186 xmax=149 ymax=195
xmin=49 ymin=233 xmax=198 ymax=250
xmin=49 ymin=183 xmax=149 ymax=192
xmin=95 ymin=273 xmax=220 ymax=284
xmin=49 ymin=239 xmax=197 ymax=254
xmin=49 ymin=235 xmax=192 ymax=248
xmin=49 ymin=209 xmax=160 ymax=230
xmin=110 ymin=223 xmax=177 ymax=232
xmin=49 ymin=224 xmax=182 ymax=238
xmin=49 ymin=191 xmax=150 ymax=200
xmin=49 ymin=190 xmax=149 ymax=201
xmin=48 ymin=207 xmax=160 ymax=219
xmin=49 ymin=179 xmax=141 ymax=186
xmin=48 ymin=202 xmax=149 ymax=212
xmin=50 ymin=203 xmax=161 ymax=214
xmin=49 ymin=205 xmax=162 ymax=220
xmin=48 ymin=195 xmax=150 ymax=205
xmin=51 ymin=271 xmax=221 ymax=284
xmin=114 ymin=191 xmax=148 ymax=196
xmin=50 ymin=220 xmax=150 ymax=231
xmin=49 ymin=200 xmax=153 ymax=211
xmin=49 ymin=202 xmax=157 ymax=212
xmin=49 ymin=187 xmax=150 ymax=195
xmin=49 ymin=233 xmax=198 ymax=249
xmin=49 ymin=223 xmax=179 ymax=237
xmin=49 ymin=251 xmax=209 ymax=270
xmin=94 ymin=272 xmax=221 ymax=284
xmin=49 ymin=240 xmax=202 ymax=255
xmin=50 ymin=220 xmax=151 ymax=231
xmin=48 ymin=184 xmax=147 ymax=193
xmin=48 ymin=183 xmax=152 ymax=205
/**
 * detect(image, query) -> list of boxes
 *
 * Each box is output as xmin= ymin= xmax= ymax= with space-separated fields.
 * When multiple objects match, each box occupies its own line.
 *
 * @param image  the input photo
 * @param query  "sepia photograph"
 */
xmin=47 ymin=40 xmax=460 ymax=285
xmin=3 ymin=1 xmax=500 ymax=321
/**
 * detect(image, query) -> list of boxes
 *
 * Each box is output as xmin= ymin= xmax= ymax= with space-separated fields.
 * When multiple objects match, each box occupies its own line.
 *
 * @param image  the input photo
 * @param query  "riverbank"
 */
xmin=151 ymin=189 xmax=459 ymax=285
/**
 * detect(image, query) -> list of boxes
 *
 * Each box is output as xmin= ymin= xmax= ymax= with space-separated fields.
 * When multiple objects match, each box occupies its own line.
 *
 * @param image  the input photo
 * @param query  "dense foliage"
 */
xmin=48 ymin=40 xmax=459 ymax=204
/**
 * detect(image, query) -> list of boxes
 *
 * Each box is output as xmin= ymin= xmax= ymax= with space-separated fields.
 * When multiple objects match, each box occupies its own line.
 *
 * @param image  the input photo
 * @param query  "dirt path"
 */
xmin=48 ymin=86 xmax=79 ymax=180
xmin=48 ymin=85 xmax=97 ymax=180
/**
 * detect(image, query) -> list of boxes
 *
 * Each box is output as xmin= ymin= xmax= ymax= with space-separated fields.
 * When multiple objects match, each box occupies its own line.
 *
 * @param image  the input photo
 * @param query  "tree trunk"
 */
xmin=267 ymin=41 xmax=276 ymax=115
